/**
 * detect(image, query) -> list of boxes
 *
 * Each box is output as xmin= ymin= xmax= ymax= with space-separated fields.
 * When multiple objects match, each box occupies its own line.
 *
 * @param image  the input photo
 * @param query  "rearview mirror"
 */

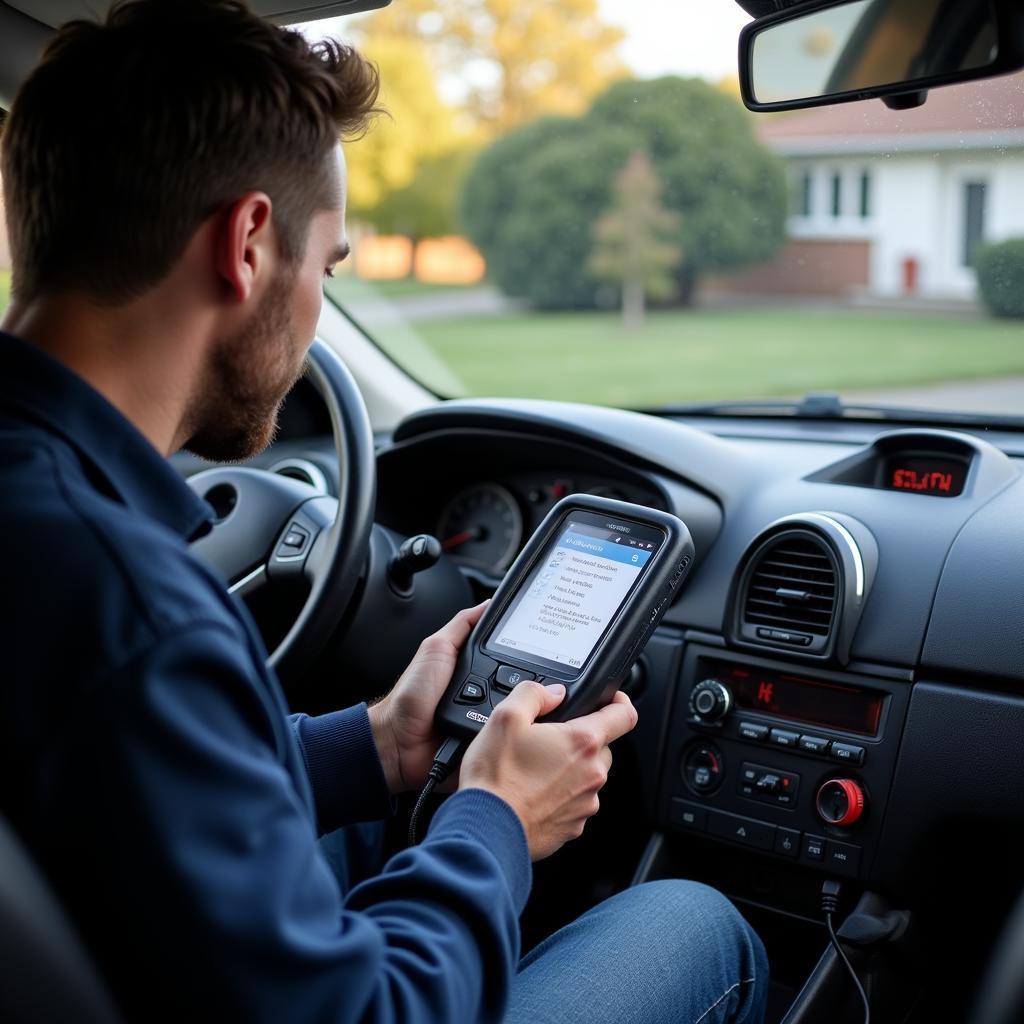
xmin=739 ymin=0 xmax=1024 ymax=112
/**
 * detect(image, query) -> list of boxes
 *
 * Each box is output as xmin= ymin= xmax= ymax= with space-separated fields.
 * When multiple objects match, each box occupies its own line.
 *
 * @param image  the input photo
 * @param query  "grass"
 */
xmin=0 ymin=270 xmax=9 ymax=317
xmin=406 ymin=307 xmax=1024 ymax=405
xmin=354 ymin=278 xmax=478 ymax=299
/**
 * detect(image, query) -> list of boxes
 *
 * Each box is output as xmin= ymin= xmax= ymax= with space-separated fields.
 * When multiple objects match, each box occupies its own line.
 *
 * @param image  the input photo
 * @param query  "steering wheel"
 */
xmin=186 ymin=338 xmax=376 ymax=683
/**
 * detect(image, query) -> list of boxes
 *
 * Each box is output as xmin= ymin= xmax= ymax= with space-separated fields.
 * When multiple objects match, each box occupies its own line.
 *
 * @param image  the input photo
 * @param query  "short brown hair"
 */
xmin=1 ymin=0 xmax=379 ymax=305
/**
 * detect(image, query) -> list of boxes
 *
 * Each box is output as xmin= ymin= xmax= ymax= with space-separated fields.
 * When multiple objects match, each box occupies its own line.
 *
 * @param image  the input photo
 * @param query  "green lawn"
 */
xmin=355 ymin=278 xmax=478 ymax=299
xmin=407 ymin=307 xmax=1024 ymax=405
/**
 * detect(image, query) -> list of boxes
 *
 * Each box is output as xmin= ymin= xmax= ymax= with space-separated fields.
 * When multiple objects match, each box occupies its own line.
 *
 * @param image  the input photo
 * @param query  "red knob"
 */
xmin=816 ymin=778 xmax=865 ymax=827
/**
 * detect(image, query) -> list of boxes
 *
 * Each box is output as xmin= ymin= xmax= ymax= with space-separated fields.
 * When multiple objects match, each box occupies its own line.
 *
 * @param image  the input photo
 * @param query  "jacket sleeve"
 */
xmin=288 ymin=704 xmax=397 ymax=833
xmin=37 ymin=620 xmax=531 ymax=1024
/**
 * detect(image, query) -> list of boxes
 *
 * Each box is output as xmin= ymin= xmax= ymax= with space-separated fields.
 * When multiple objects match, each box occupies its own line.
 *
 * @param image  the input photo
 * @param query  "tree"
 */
xmin=357 ymin=0 xmax=626 ymax=131
xmin=344 ymin=35 xmax=464 ymax=214
xmin=462 ymin=76 xmax=788 ymax=308
xmin=589 ymin=152 xmax=682 ymax=329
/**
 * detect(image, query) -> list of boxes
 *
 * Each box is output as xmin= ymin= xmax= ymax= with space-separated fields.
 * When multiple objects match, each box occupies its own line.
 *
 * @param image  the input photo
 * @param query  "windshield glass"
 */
xmin=300 ymin=0 xmax=1024 ymax=417
xmin=5 ymin=4 xmax=1017 ymax=418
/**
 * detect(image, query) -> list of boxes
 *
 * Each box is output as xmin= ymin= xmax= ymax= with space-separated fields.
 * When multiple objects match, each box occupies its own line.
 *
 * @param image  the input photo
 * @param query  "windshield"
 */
xmin=4 ymin=3 xmax=1019 ymax=420
xmin=300 ymin=1 xmax=1024 ymax=419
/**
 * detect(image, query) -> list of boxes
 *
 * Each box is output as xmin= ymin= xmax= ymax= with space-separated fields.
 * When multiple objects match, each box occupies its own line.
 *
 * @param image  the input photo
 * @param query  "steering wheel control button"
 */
xmin=669 ymin=799 xmax=707 ymax=832
xmin=683 ymin=743 xmax=725 ymax=795
xmin=708 ymin=810 xmax=775 ymax=851
xmin=798 ymin=735 xmax=831 ymax=756
xmin=775 ymin=828 xmax=801 ymax=858
xmin=738 ymin=721 xmax=770 ymax=742
xmin=689 ymin=679 xmax=732 ymax=723
xmin=825 ymin=841 xmax=862 ymax=877
xmin=455 ymin=677 xmax=488 ymax=705
xmin=493 ymin=665 xmax=536 ymax=692
xmin=816 ymin=779 xmax=866 ymax=828
xmin=802 ymin=834 xmax=826 ymax=861
xmin=768 ymin=728 xmax=800 ymax=749
xmin=738 ymin=762 xmax=800 ymax=806
xmin=829 ymin=742 xmax=866 ymax=766
xmin=276 ymin=523 xmax=310 ymax=557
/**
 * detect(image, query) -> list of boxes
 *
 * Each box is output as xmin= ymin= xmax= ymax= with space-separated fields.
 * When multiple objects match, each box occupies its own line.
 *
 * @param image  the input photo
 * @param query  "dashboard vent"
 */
xmin=742 ymin=535 xmax=837 ymax=638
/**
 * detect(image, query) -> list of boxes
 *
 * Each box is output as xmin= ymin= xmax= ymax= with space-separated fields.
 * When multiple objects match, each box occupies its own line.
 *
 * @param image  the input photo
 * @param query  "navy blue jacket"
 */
xmin=0 ymin=332 xmax=530 ymax=1022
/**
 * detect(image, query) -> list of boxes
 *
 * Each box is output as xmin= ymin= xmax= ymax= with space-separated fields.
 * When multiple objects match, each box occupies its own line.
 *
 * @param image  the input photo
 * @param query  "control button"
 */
xmin=802 ymin=834 xmax=826 ymax=861
xmin=738 ymin=721 xmax=770 ymax=742
xmin=756 ymin=627 xmax=812 ymax=646
xmin=775 ymin=828 xmax=801 ymax=858
xmin=455 ymin=677 xmax=488 ymax=704
xmin=493 ymin=665 xmax=536 ymax=692
xmin=689 ymin=680 xmax=732 ymax=723
xmin=799 ymin=735 xmax=831 ymax=756
xmin=816 ymin=779 xmax=866 ymax=828
xmin=769 ymin=728 xmax=800 ymax=749
xmin=825 ymin=841 xmax=861 ymax=877
xmin=683 ymin=743 xmax=725 ymax=796
xmin=830 ymin=743 xmax=866 ymax=766
xmin=275 ymin=523 xmax=310 ymax=557
xmin=669 ymin=799 xmax=707 ymax=832
xmin=708 ymin=810 xmax=775 ymax=851
xmin=738 ymin=762 xmax=800 ymax=807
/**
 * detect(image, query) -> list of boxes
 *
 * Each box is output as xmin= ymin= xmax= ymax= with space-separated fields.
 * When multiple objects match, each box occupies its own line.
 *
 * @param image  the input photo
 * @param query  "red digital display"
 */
xmin=711 ymin=661 xmax=883 ymax=736
xmin=884 ymin=456 xmax=966 ymax=497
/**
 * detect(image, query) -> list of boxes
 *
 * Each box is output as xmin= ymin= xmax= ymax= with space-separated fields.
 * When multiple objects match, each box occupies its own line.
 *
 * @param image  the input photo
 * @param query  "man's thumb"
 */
xmin=503 ymin=680 xmax=565 ymax=721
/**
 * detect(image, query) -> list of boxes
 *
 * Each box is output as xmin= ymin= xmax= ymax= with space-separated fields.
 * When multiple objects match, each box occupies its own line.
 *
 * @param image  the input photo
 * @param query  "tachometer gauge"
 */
xmin=438 ymin=484 xmax=523 ymax=573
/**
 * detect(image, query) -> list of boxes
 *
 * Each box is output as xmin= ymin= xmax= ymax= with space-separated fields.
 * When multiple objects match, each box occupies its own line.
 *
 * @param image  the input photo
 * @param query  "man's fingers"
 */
xmin=495 ymin=680 xmax=565 ymax=724
xmin=577 ymin=691 xmax=638 ymax=747
xmin=445 ymin=600 xmax=489 ymax=639
xmin=421 ymin=601 xmax=490 ymax=657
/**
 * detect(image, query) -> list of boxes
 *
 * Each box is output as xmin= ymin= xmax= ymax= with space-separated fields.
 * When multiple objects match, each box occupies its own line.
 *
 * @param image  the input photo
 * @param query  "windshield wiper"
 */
xmin=649 ymin=391 xmax=1024 ymax=430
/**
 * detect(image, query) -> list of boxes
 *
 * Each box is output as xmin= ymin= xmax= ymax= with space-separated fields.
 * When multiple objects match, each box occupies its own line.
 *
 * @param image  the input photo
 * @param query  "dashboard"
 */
xmin=189 ymin=389 xmax=1024 ymax=1020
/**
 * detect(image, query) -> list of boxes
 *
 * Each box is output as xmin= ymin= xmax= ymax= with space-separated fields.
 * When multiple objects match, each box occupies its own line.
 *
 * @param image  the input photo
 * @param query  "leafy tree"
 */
xmin=589 ymin=152 xmax=681 ymax=329
xmin=358 ymin=0 xmax=625 ymax=131
xmin=462 ymin=76 xmax=788 ymax=308
xmin=345 ymin=35 xmax=463 ymax=214
xmin=364 ymin=146 xmax=478 ymax=239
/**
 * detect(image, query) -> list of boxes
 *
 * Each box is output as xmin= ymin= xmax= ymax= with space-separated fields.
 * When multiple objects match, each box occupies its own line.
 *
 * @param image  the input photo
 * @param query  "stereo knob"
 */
xmin=816 ymin=778 xmax=865 ymax=828
xmin=690 ymin=679 xmax=732 ymax=723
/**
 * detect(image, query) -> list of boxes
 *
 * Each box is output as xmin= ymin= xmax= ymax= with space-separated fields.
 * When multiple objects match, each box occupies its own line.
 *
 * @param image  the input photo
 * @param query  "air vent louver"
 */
xmin=743 ymin=536 xmax=837 ymax=637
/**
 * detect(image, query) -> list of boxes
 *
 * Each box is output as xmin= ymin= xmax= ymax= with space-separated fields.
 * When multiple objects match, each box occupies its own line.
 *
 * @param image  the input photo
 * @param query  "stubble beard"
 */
xmin=184 ymin=268 xmax=309 ymax=462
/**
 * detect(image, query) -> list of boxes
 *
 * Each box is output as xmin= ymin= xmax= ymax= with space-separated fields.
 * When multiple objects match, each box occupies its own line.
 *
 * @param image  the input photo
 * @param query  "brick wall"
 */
xmin=703 ymin=238 xmax=871 ymax=298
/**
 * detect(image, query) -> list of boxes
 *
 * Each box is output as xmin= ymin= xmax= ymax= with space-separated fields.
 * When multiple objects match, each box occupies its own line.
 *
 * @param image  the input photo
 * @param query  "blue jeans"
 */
xmin=320 ymin=825 xmax=769 ymax=1024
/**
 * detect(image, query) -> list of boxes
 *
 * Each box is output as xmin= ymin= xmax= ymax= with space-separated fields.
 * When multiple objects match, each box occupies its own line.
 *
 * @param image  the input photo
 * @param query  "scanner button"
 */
xmin=455 ymin=677 xmax=488 ymax=704
xmin=493 ymin=665 xmax=536 ymax=692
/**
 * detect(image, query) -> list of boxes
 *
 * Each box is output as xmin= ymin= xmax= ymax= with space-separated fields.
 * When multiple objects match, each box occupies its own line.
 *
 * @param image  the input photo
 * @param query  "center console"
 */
xmin=658 ymin=644 xmax=911 ymax=884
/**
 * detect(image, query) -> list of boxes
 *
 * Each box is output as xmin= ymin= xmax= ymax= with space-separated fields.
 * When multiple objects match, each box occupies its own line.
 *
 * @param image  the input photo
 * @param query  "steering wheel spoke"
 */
xmin=187 ymin=339 xmax=376 ymax=684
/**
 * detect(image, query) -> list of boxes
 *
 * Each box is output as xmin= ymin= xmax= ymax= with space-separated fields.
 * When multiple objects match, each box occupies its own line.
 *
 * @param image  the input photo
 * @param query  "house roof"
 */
xmin=757 ymin=71 xmax=1024 ymax=155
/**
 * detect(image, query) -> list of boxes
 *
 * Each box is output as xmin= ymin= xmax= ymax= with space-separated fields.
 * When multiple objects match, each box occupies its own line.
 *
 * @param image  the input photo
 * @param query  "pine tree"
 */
xmin=589 ymin=152 xmax=682 ymax=330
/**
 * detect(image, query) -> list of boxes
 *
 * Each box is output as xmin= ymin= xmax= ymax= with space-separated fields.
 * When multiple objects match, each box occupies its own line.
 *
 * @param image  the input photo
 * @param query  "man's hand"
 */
xmin=367 ymin=601 xmax=488 ymax=794
xmin=459 ymin=681 xmax=638 ymax=861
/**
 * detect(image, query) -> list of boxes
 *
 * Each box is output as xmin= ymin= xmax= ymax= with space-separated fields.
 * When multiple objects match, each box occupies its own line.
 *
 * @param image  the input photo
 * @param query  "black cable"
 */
xmin=407 ymin=737 xmax=466 ymax=846
xmin=821 ymin=880 xmax=870 ymax=1024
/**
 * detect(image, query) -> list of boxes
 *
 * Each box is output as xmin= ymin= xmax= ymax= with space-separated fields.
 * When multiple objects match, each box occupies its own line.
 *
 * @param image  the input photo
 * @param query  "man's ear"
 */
xmin=216 ymin=192 xmax=274 ymax=303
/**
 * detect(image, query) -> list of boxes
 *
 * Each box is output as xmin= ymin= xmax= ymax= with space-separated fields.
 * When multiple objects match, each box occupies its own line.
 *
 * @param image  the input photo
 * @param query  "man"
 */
xmin=0 ymin=2 xmax=769 ymax=1021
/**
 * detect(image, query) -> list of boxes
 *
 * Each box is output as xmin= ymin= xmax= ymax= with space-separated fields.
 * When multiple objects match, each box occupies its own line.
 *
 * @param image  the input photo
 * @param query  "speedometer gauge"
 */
xmin=438 ymin=484 xmax=523 ymax=572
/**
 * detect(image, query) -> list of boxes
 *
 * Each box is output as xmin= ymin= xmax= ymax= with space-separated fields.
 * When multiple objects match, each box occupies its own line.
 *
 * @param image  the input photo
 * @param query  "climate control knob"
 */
xmin=816 ymin=778 xmax=866 ymax=828
xmin=689 ymin=679 xmax=732 ymax=723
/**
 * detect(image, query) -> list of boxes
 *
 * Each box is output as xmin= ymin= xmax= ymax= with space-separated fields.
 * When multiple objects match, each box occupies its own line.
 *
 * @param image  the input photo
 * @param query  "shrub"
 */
xmin=975 ymin=239 xmax=1024 ymax=318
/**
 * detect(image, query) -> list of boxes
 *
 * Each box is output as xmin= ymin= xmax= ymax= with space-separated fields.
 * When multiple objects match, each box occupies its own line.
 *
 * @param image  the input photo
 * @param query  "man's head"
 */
xmin=0 ymin=0 xmax=379 ymax=458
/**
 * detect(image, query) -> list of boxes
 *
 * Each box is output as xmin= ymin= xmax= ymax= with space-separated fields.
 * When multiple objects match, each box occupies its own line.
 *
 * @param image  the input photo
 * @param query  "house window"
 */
xmin=859 ymin=172 xmax=871 ymax=218
xmin=962 ymin=181 xmax=987 ymax=267
xmin=830 ymin=172 xmax=842 ymax=217
xmin=800 ymin=170 xmax=813 ymax=216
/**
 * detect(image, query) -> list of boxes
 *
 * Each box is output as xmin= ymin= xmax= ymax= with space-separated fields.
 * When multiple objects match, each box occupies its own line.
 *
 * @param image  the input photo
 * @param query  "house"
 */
xmin=716 ymin=71 xmax=1024 ymax=301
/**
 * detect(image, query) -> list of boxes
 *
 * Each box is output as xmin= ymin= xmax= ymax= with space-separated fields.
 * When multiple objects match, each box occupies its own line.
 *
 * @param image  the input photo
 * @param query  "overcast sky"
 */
xmin=600 ymin=0 xmax=751 ymax=82
xmin=299 ymin=2 xmax=752 ymax=83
